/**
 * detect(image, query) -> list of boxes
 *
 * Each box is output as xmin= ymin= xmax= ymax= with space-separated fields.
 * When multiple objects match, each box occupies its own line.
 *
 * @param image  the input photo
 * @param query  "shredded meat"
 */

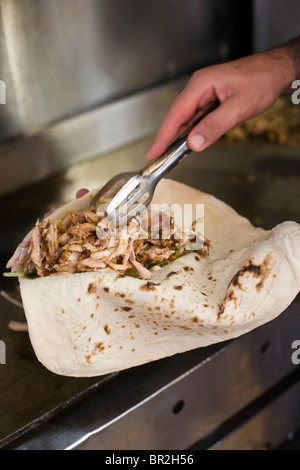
xmin=7 ymin=206 xmax=212 ymax=279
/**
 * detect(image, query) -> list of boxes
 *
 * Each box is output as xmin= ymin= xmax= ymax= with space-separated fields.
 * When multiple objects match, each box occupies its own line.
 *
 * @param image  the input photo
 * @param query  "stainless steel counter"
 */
xmin=0 ymin=137 xmax=300 ymax=450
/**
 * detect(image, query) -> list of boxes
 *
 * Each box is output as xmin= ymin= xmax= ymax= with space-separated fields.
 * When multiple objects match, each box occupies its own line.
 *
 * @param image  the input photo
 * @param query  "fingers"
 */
xmin=146 ymin=78 xmax=214 ymax=160
xmin=187 ymin=95 xmax=244 ymax=152
xmin=146 ymin=103 xmax=197 ymax=160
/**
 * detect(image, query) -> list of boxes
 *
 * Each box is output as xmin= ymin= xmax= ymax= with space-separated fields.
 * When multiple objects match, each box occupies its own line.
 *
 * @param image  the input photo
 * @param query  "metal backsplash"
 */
xmin=0 ymin=4 xmax=21 ymax=141
xmin=0 ymin=0 xmax=233 ymax=194
xmin=253 ymin=0 xmax=300 ymax=52
xmin=0 ymin=0 xmax=227 ymax=136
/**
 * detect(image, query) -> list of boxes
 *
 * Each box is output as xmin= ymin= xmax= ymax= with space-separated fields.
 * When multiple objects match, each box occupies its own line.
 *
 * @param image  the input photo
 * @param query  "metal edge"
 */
xmin=0 ymin=77 xmax=188 ymax=197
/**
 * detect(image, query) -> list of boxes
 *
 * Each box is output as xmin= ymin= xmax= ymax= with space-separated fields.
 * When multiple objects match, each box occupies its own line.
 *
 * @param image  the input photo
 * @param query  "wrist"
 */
xmin=273 ymin=36 xmax=300 ymax=94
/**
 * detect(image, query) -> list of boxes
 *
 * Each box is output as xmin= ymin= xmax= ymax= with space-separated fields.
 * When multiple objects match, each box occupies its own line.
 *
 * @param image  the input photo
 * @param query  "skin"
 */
xmin=146 ymin=36 xmax=300 ymax=160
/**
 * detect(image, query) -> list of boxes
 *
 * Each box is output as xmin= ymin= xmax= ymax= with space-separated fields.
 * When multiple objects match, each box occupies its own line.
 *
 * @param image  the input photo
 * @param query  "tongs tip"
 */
xmin=106 ymin=175 xmax=153 ymax=226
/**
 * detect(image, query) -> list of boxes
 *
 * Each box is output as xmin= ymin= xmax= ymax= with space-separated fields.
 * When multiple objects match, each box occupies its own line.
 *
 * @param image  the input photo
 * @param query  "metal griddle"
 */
xmin=0 ymin=137 xmax=300 ymax=450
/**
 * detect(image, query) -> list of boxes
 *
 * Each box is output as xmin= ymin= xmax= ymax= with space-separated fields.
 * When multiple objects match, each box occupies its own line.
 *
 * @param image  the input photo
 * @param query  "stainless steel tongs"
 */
xmin=89 ymin=100 xmax=219 ymax=226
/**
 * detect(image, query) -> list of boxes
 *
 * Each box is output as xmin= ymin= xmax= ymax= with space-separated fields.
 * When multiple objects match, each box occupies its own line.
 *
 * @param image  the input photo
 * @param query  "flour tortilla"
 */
xmin=19 ymin=179 xmax=300 ymax=377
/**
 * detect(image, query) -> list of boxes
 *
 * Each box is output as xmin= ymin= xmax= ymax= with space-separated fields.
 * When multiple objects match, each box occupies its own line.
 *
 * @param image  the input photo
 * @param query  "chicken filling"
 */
xmin=7 ymin=207 xmax=211 ymax=280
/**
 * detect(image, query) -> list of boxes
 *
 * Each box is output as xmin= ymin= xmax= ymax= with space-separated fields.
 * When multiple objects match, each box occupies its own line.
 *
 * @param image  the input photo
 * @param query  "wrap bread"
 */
xmin=6 ymin=179 xmax=300 ymax=377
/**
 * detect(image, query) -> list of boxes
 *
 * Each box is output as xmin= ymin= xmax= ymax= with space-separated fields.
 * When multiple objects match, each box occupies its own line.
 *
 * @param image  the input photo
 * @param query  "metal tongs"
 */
xmin=89 ymin=100 xmax=219 ymax=225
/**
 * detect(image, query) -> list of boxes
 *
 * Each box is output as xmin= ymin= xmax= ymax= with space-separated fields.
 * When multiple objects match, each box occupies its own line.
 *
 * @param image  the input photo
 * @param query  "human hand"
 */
xmin=146 ymin=47 xmax=297 ymax=160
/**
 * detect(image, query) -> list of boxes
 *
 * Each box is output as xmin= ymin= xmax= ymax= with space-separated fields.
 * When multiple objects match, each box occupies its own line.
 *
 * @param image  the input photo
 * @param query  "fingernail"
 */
xmin=43 ymin=211 xmax=53 ymax=219
xmin=76 ymin=188 xmax=89 ymax=199
xmin=188 ymin=134 xmax=206 ymax=151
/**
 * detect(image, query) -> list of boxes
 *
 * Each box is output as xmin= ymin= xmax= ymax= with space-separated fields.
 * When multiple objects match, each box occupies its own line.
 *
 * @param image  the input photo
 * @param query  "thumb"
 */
xmin=187 ymin=96 xmax=244 ymax=151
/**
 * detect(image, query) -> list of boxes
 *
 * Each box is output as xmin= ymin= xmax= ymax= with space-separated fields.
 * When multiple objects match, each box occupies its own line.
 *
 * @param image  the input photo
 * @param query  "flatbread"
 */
xmin=18 ymin=179 xmax=300 ymax=377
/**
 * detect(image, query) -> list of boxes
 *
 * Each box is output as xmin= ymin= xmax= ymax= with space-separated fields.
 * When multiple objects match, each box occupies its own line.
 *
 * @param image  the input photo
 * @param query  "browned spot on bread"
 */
xmin=87 ymin=282 xmax=96 ymax=294
xmin=194 ymin=255 xmax=200 ymax=261
xmin=183 ymin=266 xmax=194 ymax=272
xmin=104 ymin=324 xmax=111 ymax=335
xmin=77 ymin=298 xmax=81 ymax=302
xmin=218 ymin=254 xmax=273 ymax=317
xmin=103 ymin=287 xmax=110 ymax=293
xmin=85 ymin=342 xmax=105 ymax=364
xmin=122 ymin=306 xmax=132 ymax=312
xmin=218 ymin=303 xmax=225 ymax=318
xmin=125 ymin=298 xmax=135 ymax=305
xmin=139 ymin=281 xmax=161 ymax=291
xmin=115 ymin=292 xmax=125 ymax=298
xmin=186 ymin=309 xmax=194 ymax=315
xmin=174 ymin=285 xmax=183 ymax=290
xmin=223 ymin=289 xmax=238 ymax=310
xmin=231 ymin=254 xmax=272 ymax=291
xmin=166 ymin=271 xmax=177 ymax=278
